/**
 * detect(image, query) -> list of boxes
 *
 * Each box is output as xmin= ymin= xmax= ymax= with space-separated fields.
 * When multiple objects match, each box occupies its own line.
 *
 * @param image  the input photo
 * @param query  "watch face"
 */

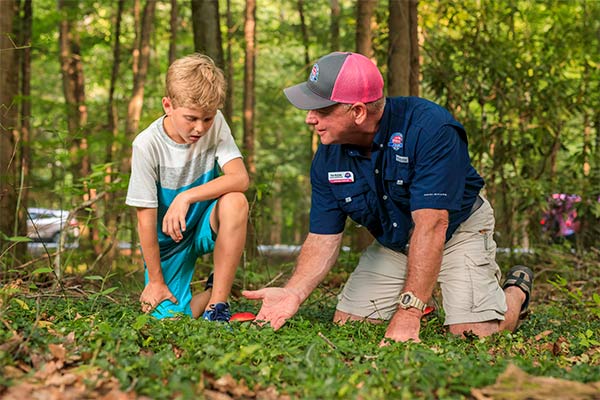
xmin=401 ymin=293 xmax=411 ymax=305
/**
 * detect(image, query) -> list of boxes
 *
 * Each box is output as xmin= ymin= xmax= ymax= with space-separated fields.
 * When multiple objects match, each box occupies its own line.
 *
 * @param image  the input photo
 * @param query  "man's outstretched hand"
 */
xmin=242 ymin=287 xmax=303 ymax=330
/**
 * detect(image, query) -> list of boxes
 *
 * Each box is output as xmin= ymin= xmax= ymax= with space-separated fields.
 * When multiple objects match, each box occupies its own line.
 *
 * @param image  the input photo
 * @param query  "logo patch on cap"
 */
xmin=388 ymin=132 xmax=404 ymax=151
xmin=309 ymin=63 xmax=319 ymax=82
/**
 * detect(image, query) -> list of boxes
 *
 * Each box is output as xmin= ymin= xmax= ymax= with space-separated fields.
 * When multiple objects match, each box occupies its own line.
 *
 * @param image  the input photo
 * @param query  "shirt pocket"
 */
xmin=331 ymin=182 xmax=371 ymax=214
xmin=384 ymin=165 xmax=412 ymax=207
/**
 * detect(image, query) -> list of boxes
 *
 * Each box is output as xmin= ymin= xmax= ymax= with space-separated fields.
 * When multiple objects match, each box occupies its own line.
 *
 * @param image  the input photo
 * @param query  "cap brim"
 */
xmin=283 ymin=82 xmax=338 ymax=110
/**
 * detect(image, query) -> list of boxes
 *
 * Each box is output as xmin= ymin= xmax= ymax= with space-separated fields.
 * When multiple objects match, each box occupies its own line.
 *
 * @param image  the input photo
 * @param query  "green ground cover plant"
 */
xmin=1 ymin=248 xmax=599 ymax=399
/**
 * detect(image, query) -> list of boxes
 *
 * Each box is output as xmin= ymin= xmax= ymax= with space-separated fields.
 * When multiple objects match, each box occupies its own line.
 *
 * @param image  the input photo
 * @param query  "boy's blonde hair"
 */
xmin=165 ymin=53 xmax=226 ymax=110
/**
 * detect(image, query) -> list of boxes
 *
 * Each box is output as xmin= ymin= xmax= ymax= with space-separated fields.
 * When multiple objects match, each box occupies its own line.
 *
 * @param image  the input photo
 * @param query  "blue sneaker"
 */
xmin=202 ymin=302 xmax=231 ymax=322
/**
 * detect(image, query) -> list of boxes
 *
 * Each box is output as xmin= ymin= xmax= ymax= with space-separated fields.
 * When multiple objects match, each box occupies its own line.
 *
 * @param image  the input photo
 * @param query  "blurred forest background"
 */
xmin=1 ymin=0 xmax=599 ymax=276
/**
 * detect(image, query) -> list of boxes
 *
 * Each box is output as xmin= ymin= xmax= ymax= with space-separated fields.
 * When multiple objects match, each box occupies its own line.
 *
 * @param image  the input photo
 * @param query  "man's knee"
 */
xmin=333 ymin=309 xmax=383 ymax=325
xmin=448 ymin=321 xmax=499 ymax=338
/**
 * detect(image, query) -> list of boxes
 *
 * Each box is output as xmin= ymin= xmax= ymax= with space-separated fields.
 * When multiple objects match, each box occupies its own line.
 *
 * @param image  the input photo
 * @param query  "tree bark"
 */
xmin=58 ymin=0 xmax=89 ymax=180
xmin=126 ymin=0 xmax=156 ymax=138
xmin=353 ymin=0 xmax=378 ymax=252
xmin=104 ymin=0 xmax=125 ymax=266
xmin=298 ymin=0 xmax=310 ymax=67
xmin=191 ymin=0 xmax=224 ymax=69
xmin=0 ymin=0 xmax=19 ymax=256
xmin=408 ymin=0 xmax=419 ymax=96
xmin=224 ymin=0 xmax=234 ymax=123
xmin=169 ymin=0 xmax=178 ymax=65
xmin=12 ymin=0 xmax=33 ymax=261
xmin=243 ymin=0 xmax=257 ymax=258
xmin=356 ymin=0 xmax=376 ymax=58
xmin=330 ymin=0 xmax=340 ymax=52
xmin=388 ymin=0 xmax=419 ymax=96
xmin=388 ymin=0 xmax=409 ymax=96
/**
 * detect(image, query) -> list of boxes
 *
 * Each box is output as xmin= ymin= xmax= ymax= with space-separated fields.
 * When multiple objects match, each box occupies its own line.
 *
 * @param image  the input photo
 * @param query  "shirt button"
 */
xmin=380 ymin=144 xmax=384 ymax=148
xmin=383 ymin=195 xmax=388 ymax=200
xmin=375 ymin=169 xmax=379 ymax=174
xmin=393 ymin=222 xmax=398 ymax=228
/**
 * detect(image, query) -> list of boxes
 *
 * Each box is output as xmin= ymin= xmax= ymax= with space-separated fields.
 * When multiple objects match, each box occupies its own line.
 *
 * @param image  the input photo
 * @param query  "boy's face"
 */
xmin=162 ymin=97 xmax=217 ymax=144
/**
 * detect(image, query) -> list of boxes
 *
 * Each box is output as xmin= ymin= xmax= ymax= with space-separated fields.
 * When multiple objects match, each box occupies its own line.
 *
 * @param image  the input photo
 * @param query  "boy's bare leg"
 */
xmin=205 ymin=192 xmax=248 ymax=309
xmin=190 ymin=289 xmax=212 ymax=318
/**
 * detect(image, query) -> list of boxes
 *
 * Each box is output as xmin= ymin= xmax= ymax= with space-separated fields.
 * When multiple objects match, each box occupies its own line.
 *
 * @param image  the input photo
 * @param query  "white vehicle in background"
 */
xmin=27 ymin=208 xmax=80 ymax=243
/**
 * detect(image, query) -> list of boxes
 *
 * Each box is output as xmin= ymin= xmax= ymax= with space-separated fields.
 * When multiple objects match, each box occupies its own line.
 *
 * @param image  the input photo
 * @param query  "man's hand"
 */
xmin=140 ymin=281 xmax=178 ymax=313
xmin=380 ymin=308 xmax=422 ymax=345
xmin=162 ymin=194 xmax=190 ymax=242
xmin=242 ymin=287 xmax=303 ymax=330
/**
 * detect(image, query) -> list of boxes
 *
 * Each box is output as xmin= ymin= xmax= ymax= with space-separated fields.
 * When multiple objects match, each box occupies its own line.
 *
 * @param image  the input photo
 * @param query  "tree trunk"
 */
xmin=353 ymin=0 xmax=378 ymax=252
xmin=169 ymin=0 xmax=178 ymax=65
xmin=330 ymin=0 xmax=340 ymax=52
xmin=298 ymin=0 xmax=310 ymax=67
xmin=103 ymin=0 xmax=125 ymax=266
xmin=13 ymin=0 xmax=33 ymax=261
xmin=356 ymin=0 xmax=376 ymax=58
xmin=191 ymin=0 xmax=224 ymax=69
xmin=126 ymin=0 xmax=155 ymax=138
xmin=58 ymin=0 xmax=89 ymax=179
xmin=388 ymin=0 xmax=419 ymax=96
xmin=388 ymin=0 xmax=409 ymax=96
xmin=224 ymin=0 xmax=234 ymax=123
xmin=243 ymin=0 xmax=257 ymax=258
xmin=409 ymin=0 xmax=419 ymax=96
xmin=0 ymin=0 xmax=19 ymax=259
xmin=58 ymin=0 xmax=93 ymax=260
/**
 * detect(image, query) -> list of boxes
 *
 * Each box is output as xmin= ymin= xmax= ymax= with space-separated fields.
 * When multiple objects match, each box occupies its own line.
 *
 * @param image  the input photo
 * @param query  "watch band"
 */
xmin=398 ymin=291 xmax=427 ymax=312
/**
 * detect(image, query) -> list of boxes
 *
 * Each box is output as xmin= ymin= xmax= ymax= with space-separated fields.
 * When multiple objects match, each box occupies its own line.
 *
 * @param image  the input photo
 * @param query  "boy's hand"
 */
xmin=242 ymin=287 xmax=303 ymax=330
xmin=140 ymin=281 xmax=178 ymax=313
xmin=163 ymin=194 xmax=190 ymax=242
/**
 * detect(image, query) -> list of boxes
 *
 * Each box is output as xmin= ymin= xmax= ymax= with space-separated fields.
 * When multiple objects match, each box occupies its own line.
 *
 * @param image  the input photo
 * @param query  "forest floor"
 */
xmin=1 ymin=244 xmax=599 ymax=399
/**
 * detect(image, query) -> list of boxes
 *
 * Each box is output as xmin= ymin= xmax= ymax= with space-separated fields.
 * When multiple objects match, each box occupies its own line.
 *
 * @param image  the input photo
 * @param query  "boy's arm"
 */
xmin=162 ymin=157 xmax=249 ymax=242
xmin=137 ymin=207 xmax=178 ymax=312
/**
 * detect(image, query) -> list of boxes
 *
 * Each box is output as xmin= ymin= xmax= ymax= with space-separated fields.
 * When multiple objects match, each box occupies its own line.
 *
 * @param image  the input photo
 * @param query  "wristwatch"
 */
xmin=398 ymin=291 xmax=427 ymax=312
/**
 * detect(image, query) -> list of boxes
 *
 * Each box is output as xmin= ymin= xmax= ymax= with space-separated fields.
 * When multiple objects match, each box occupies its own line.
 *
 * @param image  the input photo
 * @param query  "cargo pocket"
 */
xmin=465 ymin=253 xmax=501 ymax=312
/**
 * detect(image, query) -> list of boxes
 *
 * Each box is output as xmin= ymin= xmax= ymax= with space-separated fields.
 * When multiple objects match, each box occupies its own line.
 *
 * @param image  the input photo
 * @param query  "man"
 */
xmin=243 ymin=52 xmax=532 ymax=343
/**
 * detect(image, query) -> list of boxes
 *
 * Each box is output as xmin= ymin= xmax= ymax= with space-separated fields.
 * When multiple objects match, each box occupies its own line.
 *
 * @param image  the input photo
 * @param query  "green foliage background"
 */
xmin=17 ymin=0 xmax=599 ymax=254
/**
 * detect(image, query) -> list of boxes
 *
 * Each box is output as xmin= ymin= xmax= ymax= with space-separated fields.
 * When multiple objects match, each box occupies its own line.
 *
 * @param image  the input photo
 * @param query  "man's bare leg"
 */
xmin=448 ymin=285 xmax=526 ymax=337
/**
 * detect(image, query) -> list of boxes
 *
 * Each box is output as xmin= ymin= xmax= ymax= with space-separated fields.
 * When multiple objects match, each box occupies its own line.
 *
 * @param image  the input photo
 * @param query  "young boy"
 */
xmin=126 ymin=53 xmax=249 ymax=321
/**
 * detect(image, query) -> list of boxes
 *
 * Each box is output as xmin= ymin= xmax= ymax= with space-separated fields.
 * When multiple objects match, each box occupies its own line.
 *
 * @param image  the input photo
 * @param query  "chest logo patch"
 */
xmin=328 ymin=171 xmax=354 ymax=183
xmin=388 ymin=132 xmax=404 ymax=151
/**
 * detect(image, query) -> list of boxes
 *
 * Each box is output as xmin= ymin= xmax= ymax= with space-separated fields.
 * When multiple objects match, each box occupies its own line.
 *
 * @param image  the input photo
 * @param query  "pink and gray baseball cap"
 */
xmin=284 ymin=52 xmax=384 ymax=110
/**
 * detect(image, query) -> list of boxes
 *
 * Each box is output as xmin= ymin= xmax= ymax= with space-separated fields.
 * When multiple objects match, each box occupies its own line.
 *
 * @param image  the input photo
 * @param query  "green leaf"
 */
xmin=32 ymin=267 xmax=53 ymax=275
xmin=6 ymin=236 xmax=32 ymax=243
xmin=133 ymin=314 xmax=150 ymax=330
xmin=99 ymin=287 xmax=118 ymax=295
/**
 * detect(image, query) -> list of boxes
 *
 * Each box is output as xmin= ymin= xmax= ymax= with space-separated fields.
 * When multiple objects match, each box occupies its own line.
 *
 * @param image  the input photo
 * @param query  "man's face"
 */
xmin=305 ymin=103 xmax=355 ymax=145
xmin=162 ymin=97 xmax=217 ymax=144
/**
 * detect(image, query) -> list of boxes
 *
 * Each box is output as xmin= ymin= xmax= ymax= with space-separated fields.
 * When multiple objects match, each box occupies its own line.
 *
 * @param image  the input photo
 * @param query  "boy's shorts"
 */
xmin=336 ymin=197 xmax=507 ymax=325
xmin=147 ymin=200 xmax=217 ymax=319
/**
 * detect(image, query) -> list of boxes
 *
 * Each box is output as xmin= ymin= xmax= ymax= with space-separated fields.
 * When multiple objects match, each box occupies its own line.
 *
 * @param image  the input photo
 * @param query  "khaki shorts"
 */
xmin=336 ymin=198 xmax=507 ymax=325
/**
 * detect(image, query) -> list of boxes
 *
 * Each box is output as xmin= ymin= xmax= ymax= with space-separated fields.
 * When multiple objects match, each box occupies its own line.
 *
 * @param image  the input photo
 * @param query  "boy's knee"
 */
xmin=219 ymin=192 xmax=249 ymax=217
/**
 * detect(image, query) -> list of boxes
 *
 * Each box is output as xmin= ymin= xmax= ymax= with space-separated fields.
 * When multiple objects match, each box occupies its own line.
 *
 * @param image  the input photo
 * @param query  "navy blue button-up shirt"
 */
xmin=309 ymin=97 xmax=485 ymax=252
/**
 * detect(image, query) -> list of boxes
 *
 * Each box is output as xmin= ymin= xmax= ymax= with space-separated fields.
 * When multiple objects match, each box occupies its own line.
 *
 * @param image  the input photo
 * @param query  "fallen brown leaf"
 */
xmin=471 ymin=363 xmax=600 ymax=400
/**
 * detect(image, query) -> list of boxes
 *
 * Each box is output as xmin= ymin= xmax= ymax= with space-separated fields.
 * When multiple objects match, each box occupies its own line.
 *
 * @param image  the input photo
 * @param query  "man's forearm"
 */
xmin=285 ymin=233 xmax=343 ymax=302
xmin=403 ymin=209 xmax=449 ymax=301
